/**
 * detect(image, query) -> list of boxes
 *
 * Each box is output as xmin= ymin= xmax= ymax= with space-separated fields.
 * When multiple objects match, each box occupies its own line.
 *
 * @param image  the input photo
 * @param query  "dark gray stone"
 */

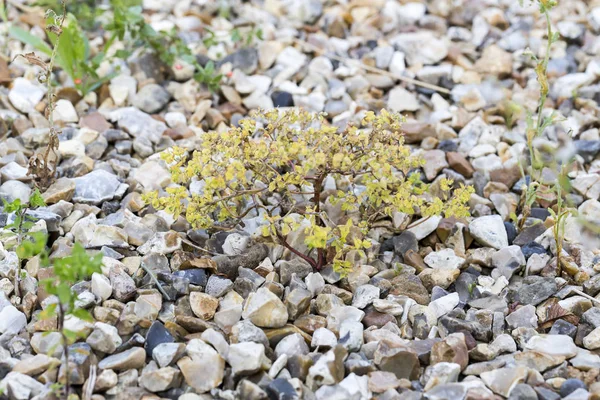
xmin=217 ymin=48 xmax=259 ymax=74
xmin=393 ymin=231 xmax=419 ymax=259
xmin=214 ymin=244 xmax=269 ymax=280
xmin=513 ymin=223 xmax=547 ymax=246
xmin=145 ymin=321 xmax=174 ymax=357
xmin=582 ymin=307 xmax=600 ymax=328
xmin=521 ymin=242 xmax=547 ymax=259
xmin=549 ymin=319 xmax=577 ymax=338
xmin=511 ymin=276 xmax=557 ymax=306
xmin=172 ymin=269 xmax=207 ymax=288
xmin=560 ymin=379 xmax=586 ymax=397
xmin=271 ymin=91 xmax=294 ymax=108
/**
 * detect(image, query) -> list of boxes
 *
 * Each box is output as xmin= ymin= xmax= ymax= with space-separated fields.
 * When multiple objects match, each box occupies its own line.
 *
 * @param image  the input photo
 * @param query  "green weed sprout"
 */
xmin=2 ymin=189 xmax=47 ymax=299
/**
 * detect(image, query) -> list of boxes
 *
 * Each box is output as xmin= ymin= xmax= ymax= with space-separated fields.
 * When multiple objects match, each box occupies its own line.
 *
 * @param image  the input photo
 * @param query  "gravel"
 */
xmin=0 ymin=0 xmax=599 ymax=399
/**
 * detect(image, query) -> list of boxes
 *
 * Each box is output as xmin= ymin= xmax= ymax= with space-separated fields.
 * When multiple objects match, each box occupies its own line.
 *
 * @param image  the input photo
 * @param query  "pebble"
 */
xmin=8 ymin=78 xmax=45 ymax=113
xmin=52 ymin=99 xmax=79 ymax=122
xmin=242 ymin=287 xmax=289 ymax=328
xmin=132 ymin=83 xmax=170 ymax=113
xmin=228 ymin=342 xmax=272 ymax=375
xmin=469 ymin=215 xmax=509 ymax=249
xmin=97 ymin=347 xmax=146 ymax=371
xmin=388 ymin=86 xmax=419 ymax=112
xmin=424 ymin=249 xmax=466 ymax=270
xmin=73 ymin=169 xmax=124 ymax=204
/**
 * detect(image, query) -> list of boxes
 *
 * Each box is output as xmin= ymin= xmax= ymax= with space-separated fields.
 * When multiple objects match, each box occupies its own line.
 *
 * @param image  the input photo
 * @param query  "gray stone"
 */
xmin=73 ymin=169 xmax=124 ymax=204
xmin=279 ymin=258 xmax=313 ymax=285
xmin=228 ymin=342 xmax=271 ymax=376
xmin=132 ymin=84 xmax=170 ymax=113
xmin=275 ymin=333 xmax=309 ymax=358
xmin=492 ymin=245 xmax=526 ymax=279
xmin=469 ymin=215 xmax=509 ymax=249
xmin=242 ymin=287 xmax=289 ymax=328
xmin=506 ymin=305 xmax=538 ymax=330
xmin=352 ymin=284 xmax=380 ymax=309
xmin=86 ymin=322 xmax=122 ymax=353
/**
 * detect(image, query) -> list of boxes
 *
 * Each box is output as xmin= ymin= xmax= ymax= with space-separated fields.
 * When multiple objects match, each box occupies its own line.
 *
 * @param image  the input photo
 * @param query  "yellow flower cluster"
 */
xmin=144 ymin=109 xmax=474 ymax=274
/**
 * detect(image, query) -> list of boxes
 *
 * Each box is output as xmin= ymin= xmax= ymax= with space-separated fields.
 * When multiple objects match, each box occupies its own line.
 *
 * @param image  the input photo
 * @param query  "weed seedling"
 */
xmin=1 ymin=190 xmax=47 ymax=300
xmin=40 ymin=243 xmax=103 ymax=399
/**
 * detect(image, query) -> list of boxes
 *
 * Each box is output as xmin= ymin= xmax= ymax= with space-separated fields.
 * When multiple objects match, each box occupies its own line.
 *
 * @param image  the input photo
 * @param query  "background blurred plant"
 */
xmin=9 ymin=0 xmax=223 ymax=93
xmin=515 ymin=0 xmax=582 ymax=278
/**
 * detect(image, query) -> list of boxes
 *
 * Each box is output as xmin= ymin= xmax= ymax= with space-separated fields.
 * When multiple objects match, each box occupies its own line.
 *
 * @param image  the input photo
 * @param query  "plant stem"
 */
xmin=313 ymin=175 xmax=325 ymax=270
xmin=14 ymin=207 xmax=27 ymax=300
xmin=58 ymin=306 xmax=70 ymax=399
xmin=281 ymin=237 xmax=318 ymax=269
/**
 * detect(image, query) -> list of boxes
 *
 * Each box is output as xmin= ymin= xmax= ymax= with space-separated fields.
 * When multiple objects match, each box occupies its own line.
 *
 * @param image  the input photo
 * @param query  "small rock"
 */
xmin=469 ymin=215 xmax=509 ymax=249
xmin=242 ymin=287 xmax=289 ymax=328
xmin=132 ymin=84 xmax=170 ymax=113
xmin=97 ymin=347 xmax=146 ymax=371
xmin=9 ymin=78 xmax=46 ymax=113
xmin=190 ymin=292 xmax=219 ymax=320
xmin=228 ymin=342 xmax=272 ymax=376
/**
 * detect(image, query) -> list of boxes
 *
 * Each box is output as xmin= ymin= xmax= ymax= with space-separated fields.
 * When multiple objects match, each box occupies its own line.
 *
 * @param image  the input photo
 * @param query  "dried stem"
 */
xmin=27 ymin=0 xmax=67 ymax=190
xmin=139 ymin=262 xmax=171 ymax=301
xmin=13 ymin=206 xmax=28 ymax=300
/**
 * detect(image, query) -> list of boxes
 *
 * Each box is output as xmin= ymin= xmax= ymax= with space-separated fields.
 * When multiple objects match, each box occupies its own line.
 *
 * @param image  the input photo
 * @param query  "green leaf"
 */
xmin=8 ymin=26 xmax=53 ymax=56
xmin=3 ymin=198 xmax=22 ymax=214
xmin=29 ymin=189 xmax=46 ymax=208
xmin=62 ymin=329 xmax=79 ymax=344
xmin=56 ymin=283 xmax=72 ymax=306
xmin=16 ymin=232 xmax=47 ymax=259
xmin=70 ymin=308 xmax=94 ymax=322
xmin=231 ymin=28 xmax=241 ymax=43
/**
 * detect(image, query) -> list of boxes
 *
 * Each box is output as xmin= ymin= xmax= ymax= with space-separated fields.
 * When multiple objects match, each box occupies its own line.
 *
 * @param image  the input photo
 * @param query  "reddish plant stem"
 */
xmin=281 ymin=238 xmax=318 ymax=269
xmin=277 ymin=174 xmax=327 ymax=271
xmin=313 ymin=175 xmax=325 ymax=270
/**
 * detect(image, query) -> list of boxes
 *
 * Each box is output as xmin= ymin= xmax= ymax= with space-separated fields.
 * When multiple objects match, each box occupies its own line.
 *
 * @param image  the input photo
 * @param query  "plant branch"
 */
xmin=280 ymin=236 xmax=318 ymax=269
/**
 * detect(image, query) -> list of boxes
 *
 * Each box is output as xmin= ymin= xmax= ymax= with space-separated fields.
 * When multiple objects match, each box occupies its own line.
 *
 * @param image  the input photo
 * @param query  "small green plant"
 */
xmin=10 ymin=8 xmax=112 ymax=96
xmin=145 ymin=109 xmax=473 ymax=275
xmin=230 ymin=25 xmax=263 ymax=47
xmin=467 ymin=281 xmax=477 ymax=296
xmin=501 ymin=100 xmax=522 ymax=130
xmin=105 ymin=0 xmax=222 ymax=91
xmin=516 ymin=0 xmax=580 ymax=279
xmin=517 ymin=0 xmax=562 ymax=226
xmin=1 ymin=190 xmax=47 ymax=299
xmin=40 ymin=243 xmax=103 ymax=398
xmin=3 ymin=193 xmax=102 ymax=397
xmin=547 ymin=166 xmax=576 ymax=274
xmin=11 ymin=0 xmax=222 ymax=93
